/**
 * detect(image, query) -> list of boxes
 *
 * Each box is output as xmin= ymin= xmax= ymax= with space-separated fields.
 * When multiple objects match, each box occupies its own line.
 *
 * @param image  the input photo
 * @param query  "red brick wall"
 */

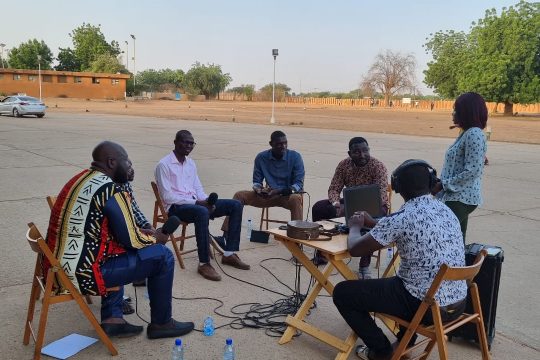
xmin=0 ymin=69 xmax=128 ymax=100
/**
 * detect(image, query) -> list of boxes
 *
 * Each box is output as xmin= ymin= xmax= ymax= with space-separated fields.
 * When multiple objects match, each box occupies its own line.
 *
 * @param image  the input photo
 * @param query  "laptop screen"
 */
xmin=343 ymin=184 xmax=383 ymax=226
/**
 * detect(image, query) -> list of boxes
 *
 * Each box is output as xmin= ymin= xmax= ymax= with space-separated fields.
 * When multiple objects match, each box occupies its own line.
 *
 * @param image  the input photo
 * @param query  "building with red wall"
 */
xmin=0 ymin=68 xmax=129 ymax=100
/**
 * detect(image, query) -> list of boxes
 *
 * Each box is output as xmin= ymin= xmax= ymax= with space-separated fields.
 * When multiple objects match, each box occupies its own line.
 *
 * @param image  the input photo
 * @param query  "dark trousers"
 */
xmin=169 ymin=199 xmax=243 ymax=263
xmin=333 ymin=277 xmax=465 ymax=356
xmin=312 ymin=199 xmax=371 ymax=267
xmin=445 ymin=201 xmax=477 ymax=242
xmin=100 ymin=244 xmax=174 ymax=325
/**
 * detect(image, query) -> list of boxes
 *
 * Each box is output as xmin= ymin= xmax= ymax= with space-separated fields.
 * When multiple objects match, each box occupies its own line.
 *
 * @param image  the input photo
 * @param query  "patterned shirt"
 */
xmin=121 ymin=182 xmax=151 ymax=229
xmin=328 ymin=157 xmax=389 ymax=211
xmin=45 ymin=170 xmax=155 ymax=296
xmin=253 ymin=149 xmax=305 ymax=192
xmin=440 ymin=127 xmax=486 ymax=205
xmin=370 ymin=195 xmax=467 ymax=306
xmin=155 ymin=152 xmax=208 ymax=211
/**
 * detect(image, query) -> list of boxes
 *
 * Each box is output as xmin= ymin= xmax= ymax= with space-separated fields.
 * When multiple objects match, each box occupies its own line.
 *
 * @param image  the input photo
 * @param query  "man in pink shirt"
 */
xmin=155 ymin=130 xmax=250 ymax=281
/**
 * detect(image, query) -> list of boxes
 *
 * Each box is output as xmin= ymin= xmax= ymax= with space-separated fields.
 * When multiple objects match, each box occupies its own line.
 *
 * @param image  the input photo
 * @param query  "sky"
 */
xmin=0 ymin=0 xmax=520 ymax=95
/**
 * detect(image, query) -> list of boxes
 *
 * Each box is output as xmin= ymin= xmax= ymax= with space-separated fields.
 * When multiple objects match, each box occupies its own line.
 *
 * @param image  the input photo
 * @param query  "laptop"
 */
xmin=343 ymin=184 xmax=383 ymax=226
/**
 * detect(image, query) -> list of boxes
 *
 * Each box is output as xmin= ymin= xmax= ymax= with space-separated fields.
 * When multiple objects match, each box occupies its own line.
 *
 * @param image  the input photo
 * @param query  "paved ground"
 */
xmin=49 ymin=98 xmax=540 ymax=144
xmin=0 ymin=111 xmax=539 ymax=359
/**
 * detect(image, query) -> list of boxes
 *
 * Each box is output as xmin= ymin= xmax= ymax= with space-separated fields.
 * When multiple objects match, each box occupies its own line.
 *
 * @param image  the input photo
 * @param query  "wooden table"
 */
xmin=267 ymin=221 xmax=359 ymax=360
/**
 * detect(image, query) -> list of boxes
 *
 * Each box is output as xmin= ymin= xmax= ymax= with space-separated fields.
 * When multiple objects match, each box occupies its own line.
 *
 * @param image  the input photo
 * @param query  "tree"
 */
xmin=183 ymin=62 xmax=232 ymax=99
xmin=55 ymin=47 xmax=82 ymax=71
xmin=424 ymin=1 xmax=540 ymax=115
xmin=229 ymin=84 xmax=255 ymax=100
xmin=423 ymin=30 xmax=470 ymax=99
xmin=259 ymin=83 xmax=291 ymax=101
xmin=7 ymin=39 xmax=53 ymax=70
xmin=361 ymin=50 xmax=417 ymax=105
xmin=69 ymin=23 xmax=121 ymax=71
xmin=88 ymin=53 xmax=126 ymax=74
xmin=136 ymin=68 xmax=185 ymax=91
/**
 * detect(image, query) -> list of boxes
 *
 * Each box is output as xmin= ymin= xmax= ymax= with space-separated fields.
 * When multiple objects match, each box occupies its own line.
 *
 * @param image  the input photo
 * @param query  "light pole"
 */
xmin=124 ymin=40 xmax=129 ymax=70
xmin=0 ymin=43 xmax=5 ymax=68
xmin=130 ymin=34 xmax=136 ymax=91
xmin=270 ymin=48 xmax=278 ymax=124
xmin=37 ymin=54 xmax=42 ymax=101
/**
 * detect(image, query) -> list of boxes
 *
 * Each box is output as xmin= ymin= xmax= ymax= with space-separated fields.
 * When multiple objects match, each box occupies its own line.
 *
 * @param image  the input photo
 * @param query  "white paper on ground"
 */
xmin=41 ymin=333 xmax=98 ymax=359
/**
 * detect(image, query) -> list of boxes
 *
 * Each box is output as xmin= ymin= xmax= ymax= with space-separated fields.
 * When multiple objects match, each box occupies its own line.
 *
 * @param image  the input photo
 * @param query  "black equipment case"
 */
xmin=449 ymin=243 xmax=504 ymax=349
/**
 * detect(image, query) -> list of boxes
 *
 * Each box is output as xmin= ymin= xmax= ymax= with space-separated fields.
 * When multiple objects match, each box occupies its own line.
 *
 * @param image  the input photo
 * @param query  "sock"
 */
xmin=223 ymin=251 xmax=233 ymax=257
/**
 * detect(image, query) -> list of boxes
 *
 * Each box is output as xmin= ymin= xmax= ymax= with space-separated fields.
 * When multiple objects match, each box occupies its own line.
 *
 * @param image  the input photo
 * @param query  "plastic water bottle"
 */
xmin=223 ymin=338 xmax=235 ymax=360
xmin=386 ymin=247 xmax=394 ymax=267
xmin=246 ymin=218 xmax=253 ymax=240
xmin=203 ymin=316 xmax=214 ymax=336
xmin=171 ymin=338 xmax=184 ymax=360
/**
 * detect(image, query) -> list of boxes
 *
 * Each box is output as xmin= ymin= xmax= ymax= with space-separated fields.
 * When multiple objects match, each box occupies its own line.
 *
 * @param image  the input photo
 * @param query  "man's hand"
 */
xmin=332 ymin=201 xmax=345 ymax=217
xmin=348 ymin=211 xmax=366 ymax=229
xmin=140 ymin=228 xmax=155 ymax=236
xmin=154 ymin=228 xmax=169 ymax=244
xmin=196 ymin=199 xmax=216 ymax=213
xmin=254 ymin=185 xmax=268 ymax=197
xmin=268 ymin=188 xmax=282 ymax=197
xmin=358 ymin=211 xmax=377 ymax=228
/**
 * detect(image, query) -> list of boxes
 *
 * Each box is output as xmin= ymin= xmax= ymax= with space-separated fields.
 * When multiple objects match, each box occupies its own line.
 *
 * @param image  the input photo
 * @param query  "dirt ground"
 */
xmin=45 ymin=98 xmax=540 ymax=144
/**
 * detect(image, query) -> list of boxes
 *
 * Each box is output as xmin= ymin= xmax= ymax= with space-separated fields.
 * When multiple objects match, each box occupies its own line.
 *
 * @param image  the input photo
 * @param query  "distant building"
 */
xmin=0 ymin=68 xmax=130 ymax=100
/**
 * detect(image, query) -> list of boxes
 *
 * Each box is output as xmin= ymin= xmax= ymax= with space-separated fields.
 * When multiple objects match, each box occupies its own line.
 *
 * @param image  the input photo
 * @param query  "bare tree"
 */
xmin=361 ymin=50 xmax=416 ymax=106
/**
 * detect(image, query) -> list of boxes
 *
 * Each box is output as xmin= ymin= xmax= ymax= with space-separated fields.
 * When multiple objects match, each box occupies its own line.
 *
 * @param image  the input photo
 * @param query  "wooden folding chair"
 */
xmin=151 ymin=181 xmax=223 ymax=269
xmin=24 ymin=222 xmax=118 ymax=360
xmin=46 ymin=195 xmax=95 ymax=305
xmin=259 ymin=193 xmax=304 ymax=230
xmin=380 ymin=250 xmax=490 ymax=360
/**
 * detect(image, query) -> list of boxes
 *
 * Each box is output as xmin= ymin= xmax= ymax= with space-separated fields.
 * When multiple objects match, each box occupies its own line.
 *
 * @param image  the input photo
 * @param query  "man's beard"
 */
xmin=114 ymin=167 xmax=129 ymax=184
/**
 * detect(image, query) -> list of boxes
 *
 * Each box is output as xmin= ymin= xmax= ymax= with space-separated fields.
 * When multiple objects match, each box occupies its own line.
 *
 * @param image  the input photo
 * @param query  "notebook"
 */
xmin=343 ymin=184 xmax=383 ymax=226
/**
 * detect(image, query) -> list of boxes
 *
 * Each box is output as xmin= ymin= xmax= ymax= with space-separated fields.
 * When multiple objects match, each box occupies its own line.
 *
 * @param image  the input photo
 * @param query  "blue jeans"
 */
xmin=169 ymin=199 xmax=243 ymax=263
xmin=100 ymin=244 xmax=174 ymax=325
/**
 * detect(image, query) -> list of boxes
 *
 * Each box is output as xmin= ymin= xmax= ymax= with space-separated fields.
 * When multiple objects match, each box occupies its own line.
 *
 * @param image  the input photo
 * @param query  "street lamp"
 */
xmin=124 ymin=40 xmax=129 ymax=70
xmin=130 ymin=34 xmax=136 ymax=90
xmin=0 ymin=43 xmax=5 ymax=68
xmin=37 ymin=54 xmax=42 ymax=101
xmin=270 ymin=48 xmax=278 ymax=124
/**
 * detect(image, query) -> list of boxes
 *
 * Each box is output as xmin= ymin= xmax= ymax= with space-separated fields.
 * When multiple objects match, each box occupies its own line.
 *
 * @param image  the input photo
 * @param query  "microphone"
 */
xmin=281 ymin=188 xmax=307 ymax=196
xmin=207 ymin=192 xmax=218 ymax=206
xmin=162 ymin=215 xmax=181 ymax=235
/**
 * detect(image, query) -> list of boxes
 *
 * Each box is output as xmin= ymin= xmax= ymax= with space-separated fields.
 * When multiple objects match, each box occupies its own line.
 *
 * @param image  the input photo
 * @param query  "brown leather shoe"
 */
xmin=197 ymin=263 xmax=221 ymax=281
xmin=221 ymin=253 xmax=250 ymax=270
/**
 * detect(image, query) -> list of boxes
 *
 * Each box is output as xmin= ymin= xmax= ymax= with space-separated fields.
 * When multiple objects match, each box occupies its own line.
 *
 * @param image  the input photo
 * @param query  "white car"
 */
xmin=0 ymin=96 xmax=46 ymax=118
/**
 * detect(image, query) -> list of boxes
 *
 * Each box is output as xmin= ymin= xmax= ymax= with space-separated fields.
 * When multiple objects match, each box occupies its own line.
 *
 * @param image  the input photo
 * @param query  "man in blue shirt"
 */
xmin=222 ymin=131 xmax=305 ymax=232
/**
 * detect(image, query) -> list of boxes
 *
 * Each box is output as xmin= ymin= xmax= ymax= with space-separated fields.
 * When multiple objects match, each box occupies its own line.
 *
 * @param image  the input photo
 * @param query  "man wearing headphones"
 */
xmin=332 ymin=160 xmax=467 ymax=360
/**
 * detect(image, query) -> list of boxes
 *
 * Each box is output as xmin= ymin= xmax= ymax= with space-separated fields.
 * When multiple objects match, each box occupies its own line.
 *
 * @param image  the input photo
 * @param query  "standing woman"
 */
xmin=433 ymin=92 xmax=488 ymax=241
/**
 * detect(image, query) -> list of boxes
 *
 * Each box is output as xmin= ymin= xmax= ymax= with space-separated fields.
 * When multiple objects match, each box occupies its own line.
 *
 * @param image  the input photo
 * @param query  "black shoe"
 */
xmin=122 ymin=299 xmax=135 ymax=315
xmin=147 ymin=319 xmax=195 ymax=339
xmin=312 ymin=251 xmax=328 ymax=266
xmin=101 ymin=321 xmax=143 ymax=338
xmin=132 ymin=279 xmax=146 ymax=287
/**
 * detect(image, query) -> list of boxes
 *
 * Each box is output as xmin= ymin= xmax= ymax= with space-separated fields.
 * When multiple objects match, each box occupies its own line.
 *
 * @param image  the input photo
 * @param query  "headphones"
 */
xmin=391 ymin=159 xmax=438 ymax=194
